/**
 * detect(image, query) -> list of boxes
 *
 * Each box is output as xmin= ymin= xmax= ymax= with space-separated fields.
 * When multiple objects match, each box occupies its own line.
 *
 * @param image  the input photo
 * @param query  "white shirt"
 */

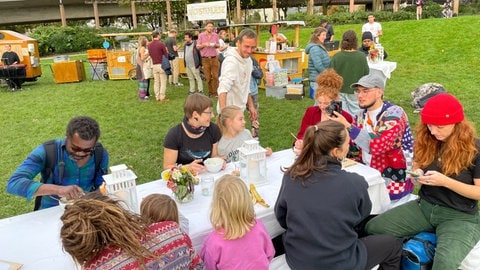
xmin=362 ymin=22 xmax=382 ymax=38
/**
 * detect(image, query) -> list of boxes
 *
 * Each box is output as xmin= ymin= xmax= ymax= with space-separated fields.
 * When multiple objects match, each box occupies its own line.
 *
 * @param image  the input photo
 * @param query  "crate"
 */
xmin=266 ymin=85 xmax=286 ymax=99
xmin=285 ymin=94 xmax=304 ymax=100
xmin=87 ymin=49 xmax=107 ymax=60
xmin=286 ymin=84 xmax=303 ymax=95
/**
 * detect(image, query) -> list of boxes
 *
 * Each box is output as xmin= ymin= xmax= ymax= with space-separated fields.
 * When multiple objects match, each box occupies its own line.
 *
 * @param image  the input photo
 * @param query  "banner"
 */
xmin=187 ymin=1 xmax=227 ymax=22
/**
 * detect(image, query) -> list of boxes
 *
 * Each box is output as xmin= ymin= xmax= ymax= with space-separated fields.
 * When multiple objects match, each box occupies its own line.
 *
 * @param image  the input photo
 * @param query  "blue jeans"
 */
xmin=366 ymin=199 xmax=480 ymax=270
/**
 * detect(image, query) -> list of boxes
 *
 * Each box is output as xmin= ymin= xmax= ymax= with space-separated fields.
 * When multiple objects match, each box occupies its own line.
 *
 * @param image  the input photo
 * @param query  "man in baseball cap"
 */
xmin=332 ymin=71 xmax=414 ymax=200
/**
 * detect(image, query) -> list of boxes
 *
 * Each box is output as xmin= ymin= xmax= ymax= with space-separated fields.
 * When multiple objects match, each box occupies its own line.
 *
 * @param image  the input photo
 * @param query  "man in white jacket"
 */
xmin=217 ymin=28 xmax=258 ymax=121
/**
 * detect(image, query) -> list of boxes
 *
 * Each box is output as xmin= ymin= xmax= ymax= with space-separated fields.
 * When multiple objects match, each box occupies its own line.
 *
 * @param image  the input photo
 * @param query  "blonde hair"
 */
xmin=217 ymin=105 xmax=243 ymax=135
xmin=138 ymin=36 xmax=148 ymax=47
xmin=210 ymin=175 xmax=255 ymax=240
xmin=314 ymin=68 xmax=342 ymax=100
xmin=140 ymin=194 xmax=179 ymax=224
xmin=60 ymin=196 xmax=155 ymax=269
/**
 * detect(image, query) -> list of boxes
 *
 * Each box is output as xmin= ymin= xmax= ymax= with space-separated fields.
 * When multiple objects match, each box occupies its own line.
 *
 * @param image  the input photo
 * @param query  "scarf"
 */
xmin=182 ymin=116 xmax=207 ymax=135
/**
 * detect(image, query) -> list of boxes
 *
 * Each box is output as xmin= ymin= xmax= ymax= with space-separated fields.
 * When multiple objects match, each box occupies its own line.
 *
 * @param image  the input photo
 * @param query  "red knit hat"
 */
xmin=420 ymin=93 xmax=464 ymax=125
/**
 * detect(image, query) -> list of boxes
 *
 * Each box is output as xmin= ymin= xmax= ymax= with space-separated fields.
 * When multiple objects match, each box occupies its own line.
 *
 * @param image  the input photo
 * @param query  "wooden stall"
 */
xmin=0 ymin=30 xmax=42 ymax=83
xmin=236 ymin=21 xmax=307 ymax=88
xmin=52 ymin=60 xmax=86 ymax=84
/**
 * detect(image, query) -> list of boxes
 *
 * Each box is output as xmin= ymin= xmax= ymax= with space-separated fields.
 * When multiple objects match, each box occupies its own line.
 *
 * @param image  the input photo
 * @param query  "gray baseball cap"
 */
xmin=350 ymin=72 xmax=386 ymax=90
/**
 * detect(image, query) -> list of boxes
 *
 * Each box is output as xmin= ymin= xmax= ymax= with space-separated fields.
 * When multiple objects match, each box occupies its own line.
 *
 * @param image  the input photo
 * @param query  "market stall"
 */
xmin=0 ymin=30 xmax=42 ymax=87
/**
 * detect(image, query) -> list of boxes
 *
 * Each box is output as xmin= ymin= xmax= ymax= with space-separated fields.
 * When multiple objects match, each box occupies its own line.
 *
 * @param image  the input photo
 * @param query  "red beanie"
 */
xmin=420 ymin=93 xmax=464 ymax=125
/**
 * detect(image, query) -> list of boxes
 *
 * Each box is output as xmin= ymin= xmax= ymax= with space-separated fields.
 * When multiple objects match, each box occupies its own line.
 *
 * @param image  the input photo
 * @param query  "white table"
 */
xmin=137 ymin=149 xmax=391 ymax=253
xmin=368 ymin=60 xmax=397 ymax=79
xmin=1 ymin=149 xmax=478 ymax=269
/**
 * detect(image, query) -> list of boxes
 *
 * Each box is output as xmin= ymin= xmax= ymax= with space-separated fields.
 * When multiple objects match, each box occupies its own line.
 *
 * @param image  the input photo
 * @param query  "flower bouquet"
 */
xmin=368 ymin=48 xmax=380 ymax=63
xmin=162 ymin=165 xmax=199 ymax=203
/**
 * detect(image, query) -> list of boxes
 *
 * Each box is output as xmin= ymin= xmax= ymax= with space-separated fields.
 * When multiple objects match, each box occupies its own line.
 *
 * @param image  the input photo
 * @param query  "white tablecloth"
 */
xmin=368 ymin=60 xmax=397 ymax=79
xmin=1 ymin=149 xmax=478 ymax=269
xmin=137 ymin=149 xmax=391 ymax=253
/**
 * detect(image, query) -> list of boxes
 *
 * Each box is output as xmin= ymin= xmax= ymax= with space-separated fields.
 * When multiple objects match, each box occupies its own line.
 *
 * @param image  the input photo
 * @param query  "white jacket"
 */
xmin=216 ymin=46 xmax=253 ymax=113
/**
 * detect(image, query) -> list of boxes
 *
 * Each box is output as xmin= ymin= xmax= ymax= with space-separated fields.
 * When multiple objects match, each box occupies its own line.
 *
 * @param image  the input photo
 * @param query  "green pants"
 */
xmin=365 ymin=199 xmax=480 ymax=270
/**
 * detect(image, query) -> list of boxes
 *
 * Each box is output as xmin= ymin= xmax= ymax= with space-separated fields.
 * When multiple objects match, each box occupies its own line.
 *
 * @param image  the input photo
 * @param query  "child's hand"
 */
xmin=265 ymin=147 xmax=273 ymax=156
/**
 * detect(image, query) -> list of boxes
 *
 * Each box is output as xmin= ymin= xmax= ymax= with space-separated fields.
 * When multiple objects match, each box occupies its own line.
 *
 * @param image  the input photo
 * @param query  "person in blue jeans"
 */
xmin=366 ymin=93 xmax=480 ymax=269
xmin=249 ymin=56 xmax=263 ymax=138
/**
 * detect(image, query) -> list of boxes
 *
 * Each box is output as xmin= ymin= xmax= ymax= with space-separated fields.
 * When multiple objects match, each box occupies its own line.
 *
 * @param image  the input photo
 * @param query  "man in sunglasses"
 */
xmin=7 ymin=116 xmax=109 ymax=210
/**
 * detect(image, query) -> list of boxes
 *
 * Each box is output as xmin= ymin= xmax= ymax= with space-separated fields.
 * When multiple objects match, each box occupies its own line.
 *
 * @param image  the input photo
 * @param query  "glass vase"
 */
xmin=173 ymin=185 xmax=194 ymax=204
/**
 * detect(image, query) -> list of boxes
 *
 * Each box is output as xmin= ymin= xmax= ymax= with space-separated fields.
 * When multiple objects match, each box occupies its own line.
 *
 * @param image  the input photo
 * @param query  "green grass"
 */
xmin=1 ymin=15 xmax=479 ymax=218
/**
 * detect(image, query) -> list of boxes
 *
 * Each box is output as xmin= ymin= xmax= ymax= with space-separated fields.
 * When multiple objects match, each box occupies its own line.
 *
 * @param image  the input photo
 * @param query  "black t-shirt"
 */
xmin=419 ymin=145 xmax=480 ymax=214
xmin=165 ymin=37 xmax=179 ymax=57
xmin=2 ymin=51 xmax=20 ymax=65
xmin=163 ymin=123 xmax=221 ymax=165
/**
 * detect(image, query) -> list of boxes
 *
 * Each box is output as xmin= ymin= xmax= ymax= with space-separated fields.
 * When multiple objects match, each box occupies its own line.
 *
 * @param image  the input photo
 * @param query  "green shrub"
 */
xmin=30 ymin=26 xmax=103 ymax=56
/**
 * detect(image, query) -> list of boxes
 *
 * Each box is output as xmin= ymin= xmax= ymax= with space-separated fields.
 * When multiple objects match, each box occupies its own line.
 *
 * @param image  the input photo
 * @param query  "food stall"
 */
xmin=0 ymin=30 xmax=42 ymax=87
xmin=98 ymin=32 xmax=151 ymax=80
xmin=231 ymin=21 xmax=307 ymax=89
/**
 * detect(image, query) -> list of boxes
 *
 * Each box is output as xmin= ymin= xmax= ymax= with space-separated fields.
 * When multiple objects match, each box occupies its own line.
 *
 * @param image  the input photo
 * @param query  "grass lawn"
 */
xmin=1 ymin=15 xmax=479 ymax=218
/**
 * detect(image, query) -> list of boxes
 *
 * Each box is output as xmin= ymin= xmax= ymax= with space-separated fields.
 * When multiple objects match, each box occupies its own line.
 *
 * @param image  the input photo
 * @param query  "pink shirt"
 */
xmin=197 ymin=31 xmax=220 ymax=57
xmin=200 ymin=219 xmax=275 ymax=270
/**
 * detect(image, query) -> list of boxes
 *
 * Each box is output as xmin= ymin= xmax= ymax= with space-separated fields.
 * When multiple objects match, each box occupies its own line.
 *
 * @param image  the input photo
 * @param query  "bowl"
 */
xmin=204 ymin=157 xmax=223 ymax=173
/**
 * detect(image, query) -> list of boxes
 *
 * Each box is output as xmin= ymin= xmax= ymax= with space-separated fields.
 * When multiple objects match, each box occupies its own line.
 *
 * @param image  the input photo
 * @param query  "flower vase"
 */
xmin=173 ymin=185 xmax=194 ymax=203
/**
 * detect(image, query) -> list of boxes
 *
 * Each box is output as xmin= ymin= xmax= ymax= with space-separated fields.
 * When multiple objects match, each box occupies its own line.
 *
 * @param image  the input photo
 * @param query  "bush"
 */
xmin=286 ymin=3 xmax=478 ymax=28
xmin=30 ymin=26 xmax=103 ymax=56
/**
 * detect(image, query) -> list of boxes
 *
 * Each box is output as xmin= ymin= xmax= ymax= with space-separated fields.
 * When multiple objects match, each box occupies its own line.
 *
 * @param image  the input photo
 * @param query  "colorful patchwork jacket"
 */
xmin=349 ymin=101 xmax=414 ymax=200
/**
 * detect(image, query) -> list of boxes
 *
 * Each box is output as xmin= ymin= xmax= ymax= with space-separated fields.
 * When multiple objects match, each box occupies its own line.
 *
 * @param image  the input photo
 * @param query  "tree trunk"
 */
xmin=307 ymin=0 xmax=314 ymax=15
xmin=236 ymin=0 xmax=241 ymax=23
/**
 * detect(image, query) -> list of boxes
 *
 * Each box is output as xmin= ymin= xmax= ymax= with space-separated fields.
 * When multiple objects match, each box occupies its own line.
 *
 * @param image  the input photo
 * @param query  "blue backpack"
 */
xmin=402 ymin=232 xmax=437 ymax=270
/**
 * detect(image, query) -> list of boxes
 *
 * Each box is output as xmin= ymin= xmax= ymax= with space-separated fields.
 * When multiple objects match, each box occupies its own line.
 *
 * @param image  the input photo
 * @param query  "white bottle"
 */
xmin=376 ymin=44 xmax=384 ymax=61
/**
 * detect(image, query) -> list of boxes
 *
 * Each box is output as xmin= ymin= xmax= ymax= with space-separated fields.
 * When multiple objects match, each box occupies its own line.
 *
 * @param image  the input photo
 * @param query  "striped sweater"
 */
xmin=84 ymin=221 xmax=203 ymax=270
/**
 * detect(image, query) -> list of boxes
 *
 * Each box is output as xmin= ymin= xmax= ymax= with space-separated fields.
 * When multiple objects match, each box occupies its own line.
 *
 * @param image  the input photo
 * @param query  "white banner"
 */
xmin=187 ymin=1 xmax=227 ymax=22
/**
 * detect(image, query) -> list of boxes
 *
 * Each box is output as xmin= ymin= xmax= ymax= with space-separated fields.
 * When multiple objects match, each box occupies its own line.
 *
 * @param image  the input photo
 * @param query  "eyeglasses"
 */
xmin=202 ymin=111 xmax=214 ymax=115
xmin=354 ymin=88 xmax=377 ymax=95
xmin=70 ymin=143 xmax=95 ymax=154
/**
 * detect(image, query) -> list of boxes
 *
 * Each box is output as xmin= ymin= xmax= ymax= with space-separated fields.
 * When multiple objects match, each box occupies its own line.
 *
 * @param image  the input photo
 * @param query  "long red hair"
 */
xmin=414 ymin=120 xmax=477 ymax=175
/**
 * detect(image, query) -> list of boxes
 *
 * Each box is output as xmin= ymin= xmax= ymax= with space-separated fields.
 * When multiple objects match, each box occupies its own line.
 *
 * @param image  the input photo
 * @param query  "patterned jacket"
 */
xmin=84 ymin=221 xmax=203 ymax=270
xmin=349 ymin=101 xmax=414 ymax=200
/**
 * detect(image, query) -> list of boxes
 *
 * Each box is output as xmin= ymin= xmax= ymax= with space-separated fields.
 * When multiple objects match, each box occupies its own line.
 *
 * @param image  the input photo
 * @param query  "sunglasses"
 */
xmin=70 ymin=143 xmax=95 ymax=154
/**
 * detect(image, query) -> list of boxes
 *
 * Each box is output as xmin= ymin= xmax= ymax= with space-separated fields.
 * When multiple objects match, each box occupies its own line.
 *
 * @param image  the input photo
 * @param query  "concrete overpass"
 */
xmin=0 ymin=0 xmax=149 ymax=26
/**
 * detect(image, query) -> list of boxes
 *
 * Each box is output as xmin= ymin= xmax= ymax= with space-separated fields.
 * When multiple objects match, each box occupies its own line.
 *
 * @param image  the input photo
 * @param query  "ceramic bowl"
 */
xmin=204 ymin=157 xmax=223 ymax=173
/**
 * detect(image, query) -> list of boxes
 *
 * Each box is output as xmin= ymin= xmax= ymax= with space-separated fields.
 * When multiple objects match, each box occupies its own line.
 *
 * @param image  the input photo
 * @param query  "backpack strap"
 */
xmin=34 ymin=140 xmax=105 ymax=211
xmin=35 ymin=139 xmax=64 ymax=211
xmin=91 ymin=142 xmax=104 ymax=191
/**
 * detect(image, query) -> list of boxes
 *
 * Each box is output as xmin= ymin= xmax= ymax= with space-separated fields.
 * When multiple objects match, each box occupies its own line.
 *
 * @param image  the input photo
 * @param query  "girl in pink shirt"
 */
xmin=200 ymin=175 xmax=275 ymax=269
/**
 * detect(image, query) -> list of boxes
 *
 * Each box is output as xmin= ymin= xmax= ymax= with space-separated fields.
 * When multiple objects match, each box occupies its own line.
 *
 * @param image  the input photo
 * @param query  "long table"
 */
xmin=368 ymin=60 xmax=397 ymax=79
xmin=1 ymin=149 xmax=478 ymax=269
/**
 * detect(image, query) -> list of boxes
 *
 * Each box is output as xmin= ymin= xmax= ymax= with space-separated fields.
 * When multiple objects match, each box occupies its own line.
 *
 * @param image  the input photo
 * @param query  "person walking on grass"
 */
xmin=147 ymin=30 xmax=169 ymax=102
xmin=183 ymin=32 xmax=203 ymax=95
xmin=217 ymin=28 xmax=257 ymax=123
xmin=197 ymin=21 xmax=220 ymax=97
xmin=165 ymin=29 xmax=183 ymax=87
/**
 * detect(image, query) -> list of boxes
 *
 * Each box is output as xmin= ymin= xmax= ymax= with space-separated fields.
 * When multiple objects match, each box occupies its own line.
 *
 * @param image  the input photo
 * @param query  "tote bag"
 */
xmin=142 ymin=56 xmax=153 ymax=79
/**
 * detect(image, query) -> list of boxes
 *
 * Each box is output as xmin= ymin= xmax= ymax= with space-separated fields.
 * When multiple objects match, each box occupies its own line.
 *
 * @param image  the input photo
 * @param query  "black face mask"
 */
xmin=183 ymin=116 xmax=207 ymax=135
